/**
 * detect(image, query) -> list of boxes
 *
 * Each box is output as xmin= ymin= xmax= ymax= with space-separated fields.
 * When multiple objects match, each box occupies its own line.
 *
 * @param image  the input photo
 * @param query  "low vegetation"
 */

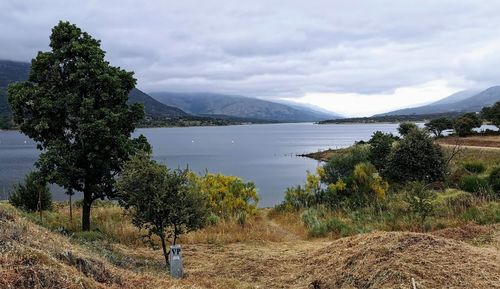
xmin=277 ymin=124 xmax=499 ymax=239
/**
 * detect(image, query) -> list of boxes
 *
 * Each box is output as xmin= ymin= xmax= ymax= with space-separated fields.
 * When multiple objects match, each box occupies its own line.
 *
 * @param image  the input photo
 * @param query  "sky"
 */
xmin=1 ymin=0 xmax=500 ymax=116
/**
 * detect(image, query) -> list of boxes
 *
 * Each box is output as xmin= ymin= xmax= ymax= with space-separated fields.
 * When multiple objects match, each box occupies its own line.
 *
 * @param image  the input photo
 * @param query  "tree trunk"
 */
xmin=69 ymin=194 xmax=73 ymax=222
xmin=160 ymin=235 xmax=170 ymax=268
xmin=82 ymin=191 xmax=92 ymax=231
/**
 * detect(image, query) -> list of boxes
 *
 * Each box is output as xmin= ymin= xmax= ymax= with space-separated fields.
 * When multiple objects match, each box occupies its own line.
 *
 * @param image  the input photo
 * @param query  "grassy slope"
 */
xmin=1 ymin=202 xmax=499 ymax=289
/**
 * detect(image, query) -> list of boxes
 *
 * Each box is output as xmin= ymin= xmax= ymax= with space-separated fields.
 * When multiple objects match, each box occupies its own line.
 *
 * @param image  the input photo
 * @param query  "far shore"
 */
xmin=300 ymin=134 xmax=500 ymax=162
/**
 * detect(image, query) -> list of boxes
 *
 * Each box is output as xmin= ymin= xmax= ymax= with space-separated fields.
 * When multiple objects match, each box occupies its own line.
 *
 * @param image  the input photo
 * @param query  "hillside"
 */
xmin=378 ymin=87 xmax=500 ymax=116
xmin=149 ymin=92 xmax=340 ymax=122
xmin=128 ymin=88 xmax=188 ymax=119
xmin=1 ymin=204 xmax=499 ymax=288
xmin=0 ymin=60 xmax=189 ymax=120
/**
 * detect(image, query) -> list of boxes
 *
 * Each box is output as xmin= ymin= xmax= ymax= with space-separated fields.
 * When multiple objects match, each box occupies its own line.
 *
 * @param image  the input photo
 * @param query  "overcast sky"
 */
xmin=1 ymin=0 xmax=500 ymax=116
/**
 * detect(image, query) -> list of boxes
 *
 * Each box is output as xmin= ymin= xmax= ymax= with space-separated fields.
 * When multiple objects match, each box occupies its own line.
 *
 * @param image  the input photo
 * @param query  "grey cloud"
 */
xmin=1 ymin=0 xmax=500 ymax=101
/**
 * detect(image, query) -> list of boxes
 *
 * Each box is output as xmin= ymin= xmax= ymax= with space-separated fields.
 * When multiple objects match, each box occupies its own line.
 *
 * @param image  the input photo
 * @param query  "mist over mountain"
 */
xmin=149 ymin=92 xmax=339 ymax=122
xmin=376 ymin=87 xmax=500 ymax=116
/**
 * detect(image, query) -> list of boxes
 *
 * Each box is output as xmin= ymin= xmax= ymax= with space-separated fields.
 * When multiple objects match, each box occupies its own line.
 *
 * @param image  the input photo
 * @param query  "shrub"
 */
xmin=188 ymin=172 xmax=259 ymax=219
xmin=461 ymin=202 xmax=500 ymax=225
xmin=282 ymin=185 xmax=314 ymax=210
xmin=480 ymin=101 xmax=500 ymax=129
xmin=301 ymin=208 xmax=326 ymax=237
xmin=453 ymin=112 xmax=482 ymax=137
xmin=462 ymin=161 xmax=486 ymax=174
xmin=301 ymin=208 xmax=354 ymax=237
xmin=398 ymin=122 xmax=419 ymax=136
xmin=325 ymin=216 xmax=355 ymax=237
xmin=206 ymin=213 xmax=221 ymax=226
xmin=9 ymin=171 xmax=52 ymax=212
xmin=322 ymin=145 xmax=370 ymax=184
xmin=432 ymin=189 xmax=472 ymax=216
xmin=489 ymin=166 xmax=500 ymax=196
xmin=460 ymin=175 xmax=490 ymax=195
xmin=405 ymin=182 xmax=435 ymax=229
xmin=367 ymin=131 xmax=395 ymax=172
xmin=352 ymin=162 xmax=388 ymax=201
xmin=386 ymin=129 xmax=447 ymax=183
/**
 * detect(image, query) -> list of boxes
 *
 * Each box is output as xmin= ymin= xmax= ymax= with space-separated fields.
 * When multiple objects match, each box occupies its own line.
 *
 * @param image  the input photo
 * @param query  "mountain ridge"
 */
xmin=149 ymin=91 xmax=340 ymax=122
xmin=376 ymin=87 xmax=499 ymax=116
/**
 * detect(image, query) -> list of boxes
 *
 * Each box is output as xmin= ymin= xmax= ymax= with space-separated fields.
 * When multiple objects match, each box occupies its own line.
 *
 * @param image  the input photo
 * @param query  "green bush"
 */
xmin=405 ymin=182 xmax=435 ymax=228
xmin=433 ymin=189 xmax=472 ymax=216
xmin=206 ymin=213 xmax=221 ymax=225
xmin=301 ymin=208 xmax=355 ymax=237
xmin=462 ymin=161 xmax=486 ymax=174
xmin=398 ymin=122 xmax=419 ymax=136
xmin=9 ymin=172 xmax=52 ymax=212
xmin=322 ymin=145 xmax=370 ymax=184
xmin=460 ymin=175 xmax=490 ymax=195
xmin=301 ymin=208 xmax=327 ymax=237
xmin=325 ymin=216 xmax=355 ymax=237
xmin=489 ymin=166 xmax=500 ymax=196
xmin=282 ymin=185 xmax=314 ymax=210
xmin=386 ymin=129 xmax=447 ymax=183
xmin=461 ymin=202 xmax=500 ymax=225
xmin=453 ymin=112 xmax=482 ymax=137
xmin=367 ymin=131 xmax=395 ymax=172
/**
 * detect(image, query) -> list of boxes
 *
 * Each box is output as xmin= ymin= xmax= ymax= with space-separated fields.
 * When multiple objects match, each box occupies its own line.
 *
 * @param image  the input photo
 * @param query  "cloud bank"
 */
xmin=1 ymin=0 xmax=500 ymax=116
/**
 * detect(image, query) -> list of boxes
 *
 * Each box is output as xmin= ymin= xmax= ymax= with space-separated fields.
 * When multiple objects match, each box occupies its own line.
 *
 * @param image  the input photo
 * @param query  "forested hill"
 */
xmin=149 ymin=91 xmax=341 ymax=122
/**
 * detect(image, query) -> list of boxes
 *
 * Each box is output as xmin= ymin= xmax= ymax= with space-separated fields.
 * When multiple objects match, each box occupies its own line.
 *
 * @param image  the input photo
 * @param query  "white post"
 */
xmin=169 ymin=244 xmax=183 ymax=278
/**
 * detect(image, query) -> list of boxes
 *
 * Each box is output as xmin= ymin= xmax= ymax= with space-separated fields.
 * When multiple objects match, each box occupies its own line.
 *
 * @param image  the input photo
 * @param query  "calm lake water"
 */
xmin=0 ymin=123 xmax=401 ymax=207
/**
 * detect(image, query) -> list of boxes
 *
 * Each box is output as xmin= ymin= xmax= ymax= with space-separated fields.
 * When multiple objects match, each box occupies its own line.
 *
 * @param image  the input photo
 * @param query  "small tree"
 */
xmin=425 ymin=117 xmax=453 ymax=137
xmin=386 ymin=129 xmax=447 ymax=183
xmin=481 ymin=101 xmax=500 ymax=129
xmin=406 ymin=182 xmax=434 ymax=230
xmin=453 ymin=113 xmax=482 ymax=137
xmin=9 ymin=171 xmax=52 ymax=213
xmin=117 ymin=154 xmax=208 ymax=268
xmin=398 ymin=122 xmax=419 ymax=136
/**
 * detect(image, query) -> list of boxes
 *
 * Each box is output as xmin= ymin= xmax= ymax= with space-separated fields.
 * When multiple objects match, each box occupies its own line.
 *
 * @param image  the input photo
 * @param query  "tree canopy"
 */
xmin=481 ymin=101 xmax=500 ymax=129
xmin=117 ymin=153 xmax=209 ymax=267
xmin=8 ymin=21 xmax=149 ymax=230
xmin=386 ymin=129 xmax=447 ymax=183
xmin=453 ymin=112 xmax=482 ymax=137
xmin=425 ymin=117 xmax=453 ymax=137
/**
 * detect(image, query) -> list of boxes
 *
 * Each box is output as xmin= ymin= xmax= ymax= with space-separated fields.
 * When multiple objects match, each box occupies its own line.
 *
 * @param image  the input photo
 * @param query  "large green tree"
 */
xmin=8 ymin=21 xmax=149 ymax=230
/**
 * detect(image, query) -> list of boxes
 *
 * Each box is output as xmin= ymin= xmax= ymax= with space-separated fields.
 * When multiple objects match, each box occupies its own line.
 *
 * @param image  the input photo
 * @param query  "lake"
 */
xmin=0 ymin=123 xmax=402 ymax=207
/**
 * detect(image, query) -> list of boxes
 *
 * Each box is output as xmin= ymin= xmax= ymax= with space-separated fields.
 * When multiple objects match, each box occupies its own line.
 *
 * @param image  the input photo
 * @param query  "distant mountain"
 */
xmin=149 ymin=92 xmax=339 ymax=122
xmin=0 ymin=60 xmax=188 ymax=120
xmin=128 ymin=88 xmax=188 ymax=119
xmin=377 ymin=87 xmax=500 ymax=116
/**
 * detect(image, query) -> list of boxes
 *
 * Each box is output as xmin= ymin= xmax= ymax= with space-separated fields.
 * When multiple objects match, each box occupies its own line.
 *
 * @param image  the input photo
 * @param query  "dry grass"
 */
xmin=436 ymin=135 xmax=500 ymax=148
xmin=2 ymin=202 xmax=499 ymax=288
